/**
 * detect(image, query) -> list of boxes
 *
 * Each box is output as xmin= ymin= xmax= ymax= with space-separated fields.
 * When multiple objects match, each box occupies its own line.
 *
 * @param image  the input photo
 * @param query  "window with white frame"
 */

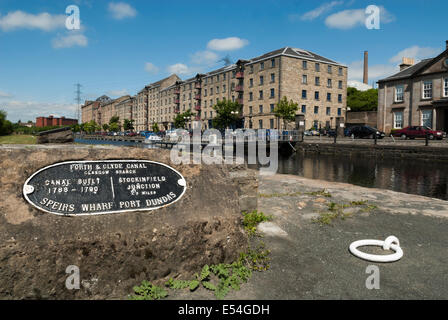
xmin=395 ymin=85 xmax=404 ymax=102
xmin=444 ymin=78 xmax=448 ymax=97
xmin=423 ymin=81 xmax=433 ymax=99
xmin=422 ymin=109 xmax=433 ymax=128
xmin=394 ymin=111 xmax=403 ymax=129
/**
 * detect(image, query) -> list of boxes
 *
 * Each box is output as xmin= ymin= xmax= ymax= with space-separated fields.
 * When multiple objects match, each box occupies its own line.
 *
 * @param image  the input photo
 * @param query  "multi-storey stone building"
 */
xmin=82 ymin=46 xmax=347 ymax=131
xmin=377 ymin=41 xmax=448 ymax=134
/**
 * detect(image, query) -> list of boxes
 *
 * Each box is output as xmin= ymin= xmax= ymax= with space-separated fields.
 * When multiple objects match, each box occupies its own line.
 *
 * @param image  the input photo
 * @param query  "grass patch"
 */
xmin=313 ymin=200 xmax=377 ymax=225
xmin=0 ymin=134 xmax=37 ymax=144
xmin=304 ymin=189 xmax=332 ymax=197
xmin=258 ymin=191 xmax=303 ymax=198
xmin=242 ymin=210 xmax=272 ymax=236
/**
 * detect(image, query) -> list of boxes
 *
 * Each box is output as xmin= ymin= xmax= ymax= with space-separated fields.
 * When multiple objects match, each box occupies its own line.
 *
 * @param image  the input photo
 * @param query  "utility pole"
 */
xmin=74 ymin=83 xmax=82 ymax=122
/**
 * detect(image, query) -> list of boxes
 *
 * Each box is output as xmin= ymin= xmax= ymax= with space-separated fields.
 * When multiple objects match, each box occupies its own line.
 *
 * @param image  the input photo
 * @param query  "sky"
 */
xmin=0 ymin=0 xmax=447 ymax=122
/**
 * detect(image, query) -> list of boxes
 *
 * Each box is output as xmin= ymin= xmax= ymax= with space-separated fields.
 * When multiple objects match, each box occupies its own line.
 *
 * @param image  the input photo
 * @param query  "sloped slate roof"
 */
xmin=378 ymin=59 xmax=434 ymax=82
xmin=246 ymin=47 xmax=342 ymax=65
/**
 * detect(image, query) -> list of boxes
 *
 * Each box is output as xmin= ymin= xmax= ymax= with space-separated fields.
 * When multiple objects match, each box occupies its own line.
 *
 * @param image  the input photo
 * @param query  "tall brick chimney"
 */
xmin=363 ymin=51 xmax=368 ymax=85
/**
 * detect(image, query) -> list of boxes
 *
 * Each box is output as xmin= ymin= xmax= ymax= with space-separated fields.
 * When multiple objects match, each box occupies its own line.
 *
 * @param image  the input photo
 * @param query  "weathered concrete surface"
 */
xmin=37 ymin=127 xmax=74 ymax=144
xmin=0 ymin=145 xmax=250 ymax=299
xmin=169 ymin=174 xmax=448 ymax=300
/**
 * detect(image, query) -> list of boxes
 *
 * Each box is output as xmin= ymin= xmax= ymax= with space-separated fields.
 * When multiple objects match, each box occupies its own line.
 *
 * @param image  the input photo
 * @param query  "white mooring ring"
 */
xmin=349 ymin=236 xmax=403 ymax=263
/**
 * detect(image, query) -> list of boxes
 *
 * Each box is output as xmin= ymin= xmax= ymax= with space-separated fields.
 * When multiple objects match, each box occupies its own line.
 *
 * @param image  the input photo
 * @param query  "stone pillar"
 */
xmin=336 ymin=117 xmax=345 ymax=136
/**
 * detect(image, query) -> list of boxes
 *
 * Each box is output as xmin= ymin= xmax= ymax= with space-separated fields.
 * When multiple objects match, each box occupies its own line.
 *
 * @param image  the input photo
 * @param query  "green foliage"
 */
xmin=313 ymin=200 xmax=378 ymax=225
xmin=239 ymin=243 xmax=271 ymax=272
xmin=211 ymin=99 xmax=241 ymax=129
xmin=109 ymin=122 xmax=120 ymax=132
xmin=0 ymin=110 xmax=13 ymax=136
xmin=102 ymin=123 xmax=109 ymax=131
xmin=109 ymin=115 xmax=120 ymax=125
xmin=304 ymin=189 xmax=332 ymax=197
xmin=347 ymin=87 xmax=378 ymax=112
xmin=152 ymin=123 xmax=160 ymax=133
xmin=123 ymin=119 xmax=134 ymax=131
xmin=130 ymin=280 xmax=168 ymax=300
xmin=273 ymin=96 xmax=299 ymax=129
xmin=82 ymin=120 xmax=99 ymax=134
xmin=242 ymin=210 xmax=272 ymax=236
xmin=173 ymin=110 xmax=193 ymax=129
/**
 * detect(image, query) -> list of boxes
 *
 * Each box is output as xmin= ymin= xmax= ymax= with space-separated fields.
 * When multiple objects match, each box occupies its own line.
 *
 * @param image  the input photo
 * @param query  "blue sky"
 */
xmin=0 ymin=0 xmax=447 ymax=122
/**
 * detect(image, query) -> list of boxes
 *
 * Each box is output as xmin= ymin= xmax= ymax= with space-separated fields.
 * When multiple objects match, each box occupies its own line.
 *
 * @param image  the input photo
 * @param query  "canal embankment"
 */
xmin=296 ymin=139 xmax=448 ymax=161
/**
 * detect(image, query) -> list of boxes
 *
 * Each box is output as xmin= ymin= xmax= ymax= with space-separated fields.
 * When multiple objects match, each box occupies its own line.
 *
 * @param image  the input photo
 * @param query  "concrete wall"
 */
xmin=346 ymin=111 xmax=378 ymax=127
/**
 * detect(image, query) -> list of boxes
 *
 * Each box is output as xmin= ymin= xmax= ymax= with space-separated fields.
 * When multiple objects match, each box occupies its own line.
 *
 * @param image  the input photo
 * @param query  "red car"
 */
xmin=392 ymin=126 xmax=445 ymax=140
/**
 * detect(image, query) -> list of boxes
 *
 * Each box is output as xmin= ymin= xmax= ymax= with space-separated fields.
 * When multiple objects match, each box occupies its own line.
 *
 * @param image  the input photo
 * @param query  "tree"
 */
xmin=123 ymin=119 xmax=134 ymax=131
xmin=273 ymin=96 xmax=298 ymax=130
xmin=152 ymin=123 xmax=160 ymax=133
xmin=83 ymin=120 xmax=99 ymax=134
xmin=109 ymin=116 xmax=120 ymax=125
xmin=173 ymin=111 xmax=193 ymax=129
xmin=211 ymin=100 xmax=241 ymax=130
xmin=0 ymin=110 xmax=13 ymax=136
xmin=102 ymin=123 xmax=109 ymax=131
xmin=347 ymin=87 xmax=378 ymax=111
xmin=109 ymin=122 xmax=120 ymax=132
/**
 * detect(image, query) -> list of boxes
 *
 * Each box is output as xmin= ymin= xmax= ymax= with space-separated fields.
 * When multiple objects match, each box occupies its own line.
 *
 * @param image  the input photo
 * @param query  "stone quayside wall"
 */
xmin=297 ymin=143 xmax=448 ymax=161
xmin=0 ymin=145 xmax=257 ymax=299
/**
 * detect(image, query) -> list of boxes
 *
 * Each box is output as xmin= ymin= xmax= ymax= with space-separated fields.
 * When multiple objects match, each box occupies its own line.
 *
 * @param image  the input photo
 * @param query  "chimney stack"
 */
xmin=363 ymin=51 xmax=368 ymax=85
xmin=399 ymin=57 xmax=415 ymax=71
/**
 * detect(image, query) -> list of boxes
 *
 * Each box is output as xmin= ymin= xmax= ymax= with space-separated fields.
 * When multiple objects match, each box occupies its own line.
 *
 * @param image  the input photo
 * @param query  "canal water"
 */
xmin=75 ymin=138 xmax=448 ymax=201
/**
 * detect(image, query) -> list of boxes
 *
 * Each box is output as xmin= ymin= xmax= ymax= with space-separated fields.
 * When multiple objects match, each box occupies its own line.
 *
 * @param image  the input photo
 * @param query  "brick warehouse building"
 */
xmin=36 ymin=116 xmax=78 ymax=128
xmin=82 ymin=47 xmax=347 ymax=131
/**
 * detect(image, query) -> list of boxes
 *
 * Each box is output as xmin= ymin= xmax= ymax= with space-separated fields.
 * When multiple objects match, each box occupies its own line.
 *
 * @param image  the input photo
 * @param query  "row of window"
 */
xmin=395 ymin=78 xmax=448 ymax=102
xmin=393 ymin=109 xmax=434 ymax=129
xmin=302 ymin=75 xmax=344 ymax=89
xmin=247 ymin=105 xmax=342 ymax=116
xmin=301 ymin=61 xmax=344 ymax=76
xmin=301 ymin=90 xmax=343 ymax=102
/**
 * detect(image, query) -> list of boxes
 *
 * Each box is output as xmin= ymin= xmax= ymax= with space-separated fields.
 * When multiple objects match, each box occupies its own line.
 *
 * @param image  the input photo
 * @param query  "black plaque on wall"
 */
xmin=23 ymin=160 xmax=187 ymax=216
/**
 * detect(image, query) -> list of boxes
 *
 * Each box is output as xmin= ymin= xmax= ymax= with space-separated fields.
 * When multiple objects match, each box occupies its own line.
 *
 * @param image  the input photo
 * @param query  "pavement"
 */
xmin=169 ymin=174 xmax=448 ymax=300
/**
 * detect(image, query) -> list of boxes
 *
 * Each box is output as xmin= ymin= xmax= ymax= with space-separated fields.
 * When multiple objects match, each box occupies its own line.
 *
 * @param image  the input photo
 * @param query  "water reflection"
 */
xmin=278 ymin=153 xmax=448 ymax=200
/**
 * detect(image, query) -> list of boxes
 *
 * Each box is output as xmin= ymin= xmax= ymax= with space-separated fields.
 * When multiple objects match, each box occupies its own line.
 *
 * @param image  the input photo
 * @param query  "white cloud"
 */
xmin=108 ymin=2 xmax=137 ymax=20
xmin=144 ymin=62 xmax=159 ymax=74
xmin=325 ymin=6 xmax=394 ymax=29
xmin=0 ymin=10 xmax=65 ymax=32
xmin=389 ymin=46 xmax=441 ymax=64
xmin=299 ymin=1 xmax=343 ymax=21
xmin=0 ymin=90 xmax=12 ymax=98
xmin=167 ymin=63 xmax=202 ymax=76
xmin=52 ymin=32 xmax=88 ymax=49
xmin=191 ymin=51 xmax=219 ymax=66
xmin=106 ymin=89 xmax=128 ymax=97
xmin=207 ymin=37 xmax=249 ymax=51
xmin=1 ymin=100 xmax=77 ymax=123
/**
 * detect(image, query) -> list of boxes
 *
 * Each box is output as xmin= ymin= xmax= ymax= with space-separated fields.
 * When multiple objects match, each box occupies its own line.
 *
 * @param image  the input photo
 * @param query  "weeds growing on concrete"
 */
xmin=313 ymin=200 xmax=378 ymax=225
xmin=242 ymin=210 xmax=273 ymax=236
xmin=129 ymin=280 xmax=168 ymax=300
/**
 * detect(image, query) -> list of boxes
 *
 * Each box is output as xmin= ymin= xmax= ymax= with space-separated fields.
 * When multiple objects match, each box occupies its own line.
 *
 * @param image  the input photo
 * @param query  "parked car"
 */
xmin=391 ymin=126 xmax=445 ymax=140
xmin=349 ymin=125 xmax=385 ymax=139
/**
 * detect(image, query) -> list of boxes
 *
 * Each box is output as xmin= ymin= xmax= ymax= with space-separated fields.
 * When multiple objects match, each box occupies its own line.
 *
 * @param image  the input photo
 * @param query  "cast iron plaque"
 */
xmin=23 ymin=160 xmax=187 ymax=216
